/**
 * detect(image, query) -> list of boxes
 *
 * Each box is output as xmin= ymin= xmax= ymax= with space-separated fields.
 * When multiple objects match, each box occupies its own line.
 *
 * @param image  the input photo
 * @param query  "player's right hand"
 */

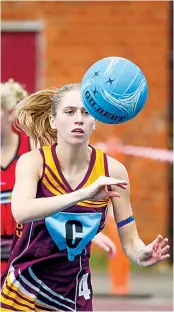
xmin=85 ymin=176 xmax=128 ymax=201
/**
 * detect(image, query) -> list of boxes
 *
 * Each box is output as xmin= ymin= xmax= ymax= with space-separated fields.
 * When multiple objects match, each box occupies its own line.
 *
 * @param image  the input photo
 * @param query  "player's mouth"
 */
xmin=71 ymin=128 xmax=85 ymax=136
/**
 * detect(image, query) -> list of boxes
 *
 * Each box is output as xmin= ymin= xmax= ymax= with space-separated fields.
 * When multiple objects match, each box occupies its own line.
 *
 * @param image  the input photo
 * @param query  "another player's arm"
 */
xmin=12 ymin=150 xmax=94 ymax=224
xmin=107 ymin=156 xmax=146 ymax=265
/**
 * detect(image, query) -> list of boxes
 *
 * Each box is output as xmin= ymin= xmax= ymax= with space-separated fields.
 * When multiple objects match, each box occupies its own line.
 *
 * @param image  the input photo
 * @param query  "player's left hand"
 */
xmin=138 ymin=235 xmax=170 ymax=267
xmin=92 ymin=232 xmax=116 ymax=257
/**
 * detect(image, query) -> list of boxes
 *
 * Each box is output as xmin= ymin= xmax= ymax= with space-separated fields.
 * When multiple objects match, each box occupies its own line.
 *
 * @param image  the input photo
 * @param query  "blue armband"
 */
xmin=117 ymin=215 xmax=135 ymax=228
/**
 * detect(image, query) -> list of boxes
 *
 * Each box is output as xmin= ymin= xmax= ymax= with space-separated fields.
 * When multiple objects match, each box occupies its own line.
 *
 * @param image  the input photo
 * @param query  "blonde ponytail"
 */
xmin=12 ymin=89 xmax=57 ymax=147
xmin=12 ymin=83 xmax=80 ymax=147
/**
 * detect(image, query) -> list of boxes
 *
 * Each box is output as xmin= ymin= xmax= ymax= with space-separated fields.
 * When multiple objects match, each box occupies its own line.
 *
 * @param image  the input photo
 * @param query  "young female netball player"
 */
xmin=1 ymin=84 xmax=170 ymax=311
xmin=0 ymin=80 xmax=116 ymax=278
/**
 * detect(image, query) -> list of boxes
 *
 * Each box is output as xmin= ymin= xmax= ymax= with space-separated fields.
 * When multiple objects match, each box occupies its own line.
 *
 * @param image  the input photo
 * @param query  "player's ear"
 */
xmin=49 ymin=115 xmax=56 ymax=130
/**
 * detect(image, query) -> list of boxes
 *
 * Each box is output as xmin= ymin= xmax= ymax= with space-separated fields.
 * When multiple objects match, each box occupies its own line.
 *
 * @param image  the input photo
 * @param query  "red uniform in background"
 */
xmin=1 ymin=130 xmax=30 ymax=274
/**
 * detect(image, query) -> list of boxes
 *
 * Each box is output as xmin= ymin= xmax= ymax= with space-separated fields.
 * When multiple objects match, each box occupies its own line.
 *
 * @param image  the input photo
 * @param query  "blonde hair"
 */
xmin=12 ymin=83 xmax=80 ymax=147
xmin=0 ymin=79 xmax=28 ymax=111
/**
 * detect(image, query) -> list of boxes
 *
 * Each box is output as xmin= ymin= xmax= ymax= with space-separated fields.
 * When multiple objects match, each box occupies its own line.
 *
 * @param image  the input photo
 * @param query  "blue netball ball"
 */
xmin=80 ymin=56 xmax=148 ymax=124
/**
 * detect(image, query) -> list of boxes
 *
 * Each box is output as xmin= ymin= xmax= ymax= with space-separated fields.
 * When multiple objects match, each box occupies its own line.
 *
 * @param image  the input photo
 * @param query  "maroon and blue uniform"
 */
xmin=1 ymin=144 xmax=110 ymax=311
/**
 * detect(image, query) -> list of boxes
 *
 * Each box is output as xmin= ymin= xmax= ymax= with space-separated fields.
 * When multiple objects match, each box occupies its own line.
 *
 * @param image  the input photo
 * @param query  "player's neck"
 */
xmin=56 ymin=140 xmax=91 ymax=173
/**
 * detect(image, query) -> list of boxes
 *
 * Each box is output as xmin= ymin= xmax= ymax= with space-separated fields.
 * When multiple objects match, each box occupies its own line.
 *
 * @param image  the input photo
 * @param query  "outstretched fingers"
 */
xmin=161 ymin=245 xmax=170 ymax=255
xmin=99 ymin=177 xmax=128 ymax=188
xmin=155 ymin=237 xmax=169 ymax=253
xmin=151 ymin=235 xmax=163 ymax=251
xmin=159 ymin=254 xmax=170 ymax=261
xmin=116 ymin=182 xmax=128 ymax=189
xmin=160 ymin=238 xmax=169 ymax=249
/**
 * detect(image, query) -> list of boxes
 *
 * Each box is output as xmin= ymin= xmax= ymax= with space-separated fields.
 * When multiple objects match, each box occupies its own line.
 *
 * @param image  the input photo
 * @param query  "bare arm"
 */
xmin=12 ymin=150 xmax=91 ymax=224
xmin=107 ymin=156 xmax=145 ymax=265
xmin=12 ymin=151 xmax=127 ymax=224
xmin=107 ymin=156 xmax=170 ymax=266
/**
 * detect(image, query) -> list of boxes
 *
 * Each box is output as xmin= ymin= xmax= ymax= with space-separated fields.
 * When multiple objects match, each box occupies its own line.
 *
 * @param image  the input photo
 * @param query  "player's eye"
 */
xmin=83 ymin=110 xmax=89 ymax=115
xmin=65 ymin=110 xmax=74 ymax=115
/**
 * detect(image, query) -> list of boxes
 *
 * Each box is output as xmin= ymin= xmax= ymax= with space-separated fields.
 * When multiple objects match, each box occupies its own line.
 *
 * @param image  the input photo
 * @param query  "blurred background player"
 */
xmin=0 ymin=79 xmax=31 ymax=274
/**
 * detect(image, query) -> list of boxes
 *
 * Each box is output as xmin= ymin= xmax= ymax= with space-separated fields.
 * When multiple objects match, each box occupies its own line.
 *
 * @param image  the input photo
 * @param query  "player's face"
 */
xmin=50 ymin=89 xmax=95 ymax=145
